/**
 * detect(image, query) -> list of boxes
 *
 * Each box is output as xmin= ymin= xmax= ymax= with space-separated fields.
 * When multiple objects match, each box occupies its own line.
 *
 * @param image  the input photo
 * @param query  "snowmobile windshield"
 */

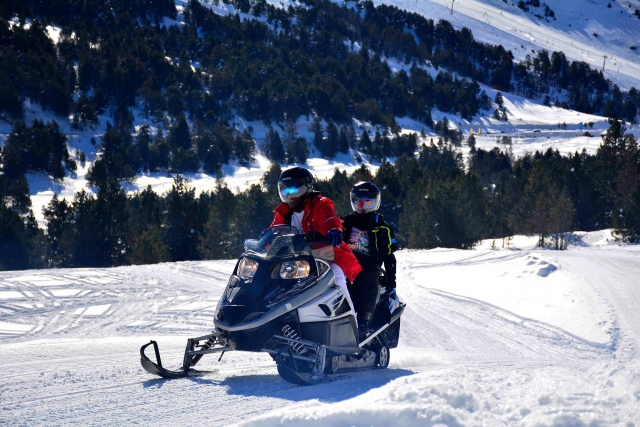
xmin=244 ymin=225 xmax=334 ymax=262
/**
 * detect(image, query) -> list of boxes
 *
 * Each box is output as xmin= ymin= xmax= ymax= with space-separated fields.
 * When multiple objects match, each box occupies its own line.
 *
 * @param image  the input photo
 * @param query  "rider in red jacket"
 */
xmin=270 ymin=167 xmax=362 ymax=320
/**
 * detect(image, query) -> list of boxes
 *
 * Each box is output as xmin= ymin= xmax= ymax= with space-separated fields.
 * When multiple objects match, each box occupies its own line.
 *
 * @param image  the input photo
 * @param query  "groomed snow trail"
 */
xmin=1 ymin=242 xmax=639 ymax=425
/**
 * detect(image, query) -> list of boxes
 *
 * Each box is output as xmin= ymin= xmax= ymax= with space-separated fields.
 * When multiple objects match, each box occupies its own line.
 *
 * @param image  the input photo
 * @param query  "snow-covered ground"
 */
xmin=1 ymin=231 xmax=639 ymax=425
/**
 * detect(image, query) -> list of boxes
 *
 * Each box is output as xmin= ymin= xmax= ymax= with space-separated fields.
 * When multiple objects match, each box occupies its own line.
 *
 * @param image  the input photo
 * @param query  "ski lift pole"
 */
xmin=450 ymin=0 xmax=455 ymax=15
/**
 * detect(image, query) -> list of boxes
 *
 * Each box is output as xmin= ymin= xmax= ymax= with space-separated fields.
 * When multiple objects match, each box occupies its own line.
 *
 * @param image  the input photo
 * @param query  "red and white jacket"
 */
xmin=270 ymin=192 xmax=362 ymax=282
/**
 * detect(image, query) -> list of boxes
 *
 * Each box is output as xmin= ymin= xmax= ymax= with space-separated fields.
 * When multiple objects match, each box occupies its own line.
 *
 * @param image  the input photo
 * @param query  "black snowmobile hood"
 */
xmin=214 ymin=264 xmax=334 ymax=332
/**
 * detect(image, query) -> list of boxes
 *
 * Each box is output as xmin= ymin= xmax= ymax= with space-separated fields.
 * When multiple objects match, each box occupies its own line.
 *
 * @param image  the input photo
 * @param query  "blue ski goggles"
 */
xmin=278 ymin=181 xmax=310 ymax=203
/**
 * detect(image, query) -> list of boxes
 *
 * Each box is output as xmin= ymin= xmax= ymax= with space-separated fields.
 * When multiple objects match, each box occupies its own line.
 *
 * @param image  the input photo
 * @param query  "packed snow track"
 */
xmin=1 ymin=238 xmax=639 ymax=425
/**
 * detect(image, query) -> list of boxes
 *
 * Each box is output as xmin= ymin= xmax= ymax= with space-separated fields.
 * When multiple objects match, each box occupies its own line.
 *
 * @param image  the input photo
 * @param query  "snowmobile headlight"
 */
xmin=279 ymin=260 xmax=310 ymax=279
xmin=237 ymin=257 xmax=259 ymax=281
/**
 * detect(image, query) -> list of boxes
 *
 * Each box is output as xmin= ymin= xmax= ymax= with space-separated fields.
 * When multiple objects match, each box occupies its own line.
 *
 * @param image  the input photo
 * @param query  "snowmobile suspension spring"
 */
xmin=200 ymin=336 xmax=217 ymax=350
xmin=281 ymin=325 xmax=306 ymax=354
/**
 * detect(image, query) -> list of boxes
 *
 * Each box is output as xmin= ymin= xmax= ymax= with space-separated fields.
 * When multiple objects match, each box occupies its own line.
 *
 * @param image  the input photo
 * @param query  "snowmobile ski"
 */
xmin=140 ymin=332 xmax=232 ymax=379
xmin=140 ymin=340 xmax=189 ymax=379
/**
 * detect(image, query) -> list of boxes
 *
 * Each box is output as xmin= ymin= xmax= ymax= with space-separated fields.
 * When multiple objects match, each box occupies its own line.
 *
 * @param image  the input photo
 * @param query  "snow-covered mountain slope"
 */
xmin=1 ymin=233 xmax=639 ymax=425
xmin=2 ymin=0 xmax=640 ymax=224
xmin=374 ymin=0 xmax=640 ymax=90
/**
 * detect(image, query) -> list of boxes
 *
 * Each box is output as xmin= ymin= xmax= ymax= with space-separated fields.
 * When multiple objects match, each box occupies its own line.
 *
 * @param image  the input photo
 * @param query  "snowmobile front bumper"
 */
xmin=140 ymin=332 xmax=232 ymax=379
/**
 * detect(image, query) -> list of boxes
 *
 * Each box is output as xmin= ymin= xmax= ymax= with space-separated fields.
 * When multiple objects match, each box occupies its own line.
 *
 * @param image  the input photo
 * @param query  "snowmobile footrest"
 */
xmin=359 ymin=303 xmax=405 ymax=348
xmin=140 ymin=340 xmax=188 ymax=379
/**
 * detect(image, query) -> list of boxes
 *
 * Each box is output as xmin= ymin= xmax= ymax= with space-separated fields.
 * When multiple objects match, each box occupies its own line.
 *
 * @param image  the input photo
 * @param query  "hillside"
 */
xmin=1 ymin=0 xmax=639 ymax=272
xmin=376 ymin=0 xmax=640 ymax=89
xmin=1 ymin=0 xmax=639 ymax=220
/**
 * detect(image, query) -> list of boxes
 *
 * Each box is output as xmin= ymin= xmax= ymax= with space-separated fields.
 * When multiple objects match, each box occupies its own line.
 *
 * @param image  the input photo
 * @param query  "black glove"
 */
xmin=327 ymin=230 xmax=342 ymax=247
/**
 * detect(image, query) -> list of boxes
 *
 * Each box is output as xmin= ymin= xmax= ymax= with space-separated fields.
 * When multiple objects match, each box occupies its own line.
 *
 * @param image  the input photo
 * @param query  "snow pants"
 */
xmin=330 ymin=263 xmax=357 ymax=326
xmin=348 ymin=253 xmax=380 ymax=326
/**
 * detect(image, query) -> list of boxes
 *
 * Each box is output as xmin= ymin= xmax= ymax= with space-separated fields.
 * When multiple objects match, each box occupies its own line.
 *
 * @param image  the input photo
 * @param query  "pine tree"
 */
xmin=129 ymin=226 xmax=170 ymax=264
xmin=68 ymin=190 xmax=100 ymax=267
xmin=169 ymin=114 xmax=191 ymax=150
xmin=234 ymin=129 xmax=256 ymax=166
xmin=325 ymin=121 xmax=339 ymax=158
xmin=170 ymin=147 xmax=200 ymax=172
xmin=359 ymin=130 xmax=372 ymax=154
xmin=152 ymin=129 xmax=171 ymax=171
xmin=136 ymin=125 xmax=153 ymax=172
xmin=87 ymin=122 xmax=139 ymax=185
xmin=72 ymin=94 xmax=98 ymax=130
xmin=283 ymin=118 xmax=301 ymax=164
xmin=200 ymin=183 xmax=239 ymax=259
xmin=338 ymin=125 xmax=349 ymax=154
xmin=3 ymin=120 xmax=75 ymax=182
xmin=346 ymin=124 xmax=359 ymax=149
xmin=0 ymin=147 xmax=31 ymax=213
xmin=293 ymin=137 xmax=310 ymax=164
xmin=309 ymin=115 xmax=325 ymax=156
xmin=262 ymin=162 xmax=282 ymax=190
xmin=94 ymin=179 xmax=130 ymax=266
xmin=615 ymin=182 xmax=640 ymax=242
xmin=43 ymin=195 xmax=73 ymax=267
xmin=164 ymin=175 xmax=201 ymax=261
xmin=265 ymin=127 xmax=285 ymax=163
xmin=595 ymin=119 xmax=639 ymax=228
xmin=197 ymin=131 xmax=223 ymax=175
xmin=0 ymin=202 xmax=44 ymax=270
xmin=237 ymin=184 xmax=278 ymax=241
xmin=372 ymin=131 xmax=384 ymax=161
xmin=547 ymin=184 xmax=575 ymax=250
xmin=467 ymin=134 xmax=477 ymax=153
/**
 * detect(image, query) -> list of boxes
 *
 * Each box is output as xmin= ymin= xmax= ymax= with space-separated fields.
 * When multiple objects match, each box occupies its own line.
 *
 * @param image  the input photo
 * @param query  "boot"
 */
xmin=358 ymin=313 xmax=373 ymax=343
xmin=357 ymin=320 xmax=370 ymax=344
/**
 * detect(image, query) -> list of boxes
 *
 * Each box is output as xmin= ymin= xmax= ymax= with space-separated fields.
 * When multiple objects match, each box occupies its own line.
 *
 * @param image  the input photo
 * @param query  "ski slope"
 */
xmin=374 ymin=0 xmax=640 ymax=90
xmin=1 ymin=231 xmax=639 ymax=426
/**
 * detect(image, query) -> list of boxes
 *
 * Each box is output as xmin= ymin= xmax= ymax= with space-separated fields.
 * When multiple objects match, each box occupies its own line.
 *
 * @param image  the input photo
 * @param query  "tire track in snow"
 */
xmin=399 ymin=281 xmax=609 ymax=365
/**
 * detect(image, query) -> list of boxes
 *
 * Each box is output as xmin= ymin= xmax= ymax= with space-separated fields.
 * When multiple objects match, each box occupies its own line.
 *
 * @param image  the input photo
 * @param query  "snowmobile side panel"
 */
xmin=297 ymin=287 xmax=351 ymax=323
xmin=300 ymin=316 xmax=358 ymax=353
xmin=224 ymin=311 xmax=300 ymax=352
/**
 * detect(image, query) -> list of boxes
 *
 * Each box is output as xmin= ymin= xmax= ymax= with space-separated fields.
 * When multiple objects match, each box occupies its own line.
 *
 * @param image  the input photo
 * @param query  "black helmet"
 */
xmin=278 ymin=167 xmax=314 ymax=203
xmin=350 ymin=181 xmax=381 ymax=214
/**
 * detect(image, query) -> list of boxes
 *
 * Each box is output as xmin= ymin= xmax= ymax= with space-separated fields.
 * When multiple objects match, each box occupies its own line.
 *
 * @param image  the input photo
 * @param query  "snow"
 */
xmin=0 ymin=231 xmax=639 ymax=425
xmin=0 ymin=321 xmax=35 ymax=334
xmin=0 ymin=291 xmax=25 ymax=300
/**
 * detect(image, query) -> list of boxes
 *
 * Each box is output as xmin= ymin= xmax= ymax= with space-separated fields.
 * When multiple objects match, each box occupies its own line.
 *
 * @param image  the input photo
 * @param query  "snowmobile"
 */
xmin=140 ymin=225 xmax=405 ymax=385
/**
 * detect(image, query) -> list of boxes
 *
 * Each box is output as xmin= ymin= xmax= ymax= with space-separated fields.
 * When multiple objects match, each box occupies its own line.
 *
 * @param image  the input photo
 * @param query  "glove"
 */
xmin=327 ymin=230 xmax=342 ymax=247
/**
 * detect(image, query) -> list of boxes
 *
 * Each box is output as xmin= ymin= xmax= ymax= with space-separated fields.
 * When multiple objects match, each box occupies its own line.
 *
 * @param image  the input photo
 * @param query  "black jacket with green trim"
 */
xmin=341 ymin=211 xmax=397 ymax=286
